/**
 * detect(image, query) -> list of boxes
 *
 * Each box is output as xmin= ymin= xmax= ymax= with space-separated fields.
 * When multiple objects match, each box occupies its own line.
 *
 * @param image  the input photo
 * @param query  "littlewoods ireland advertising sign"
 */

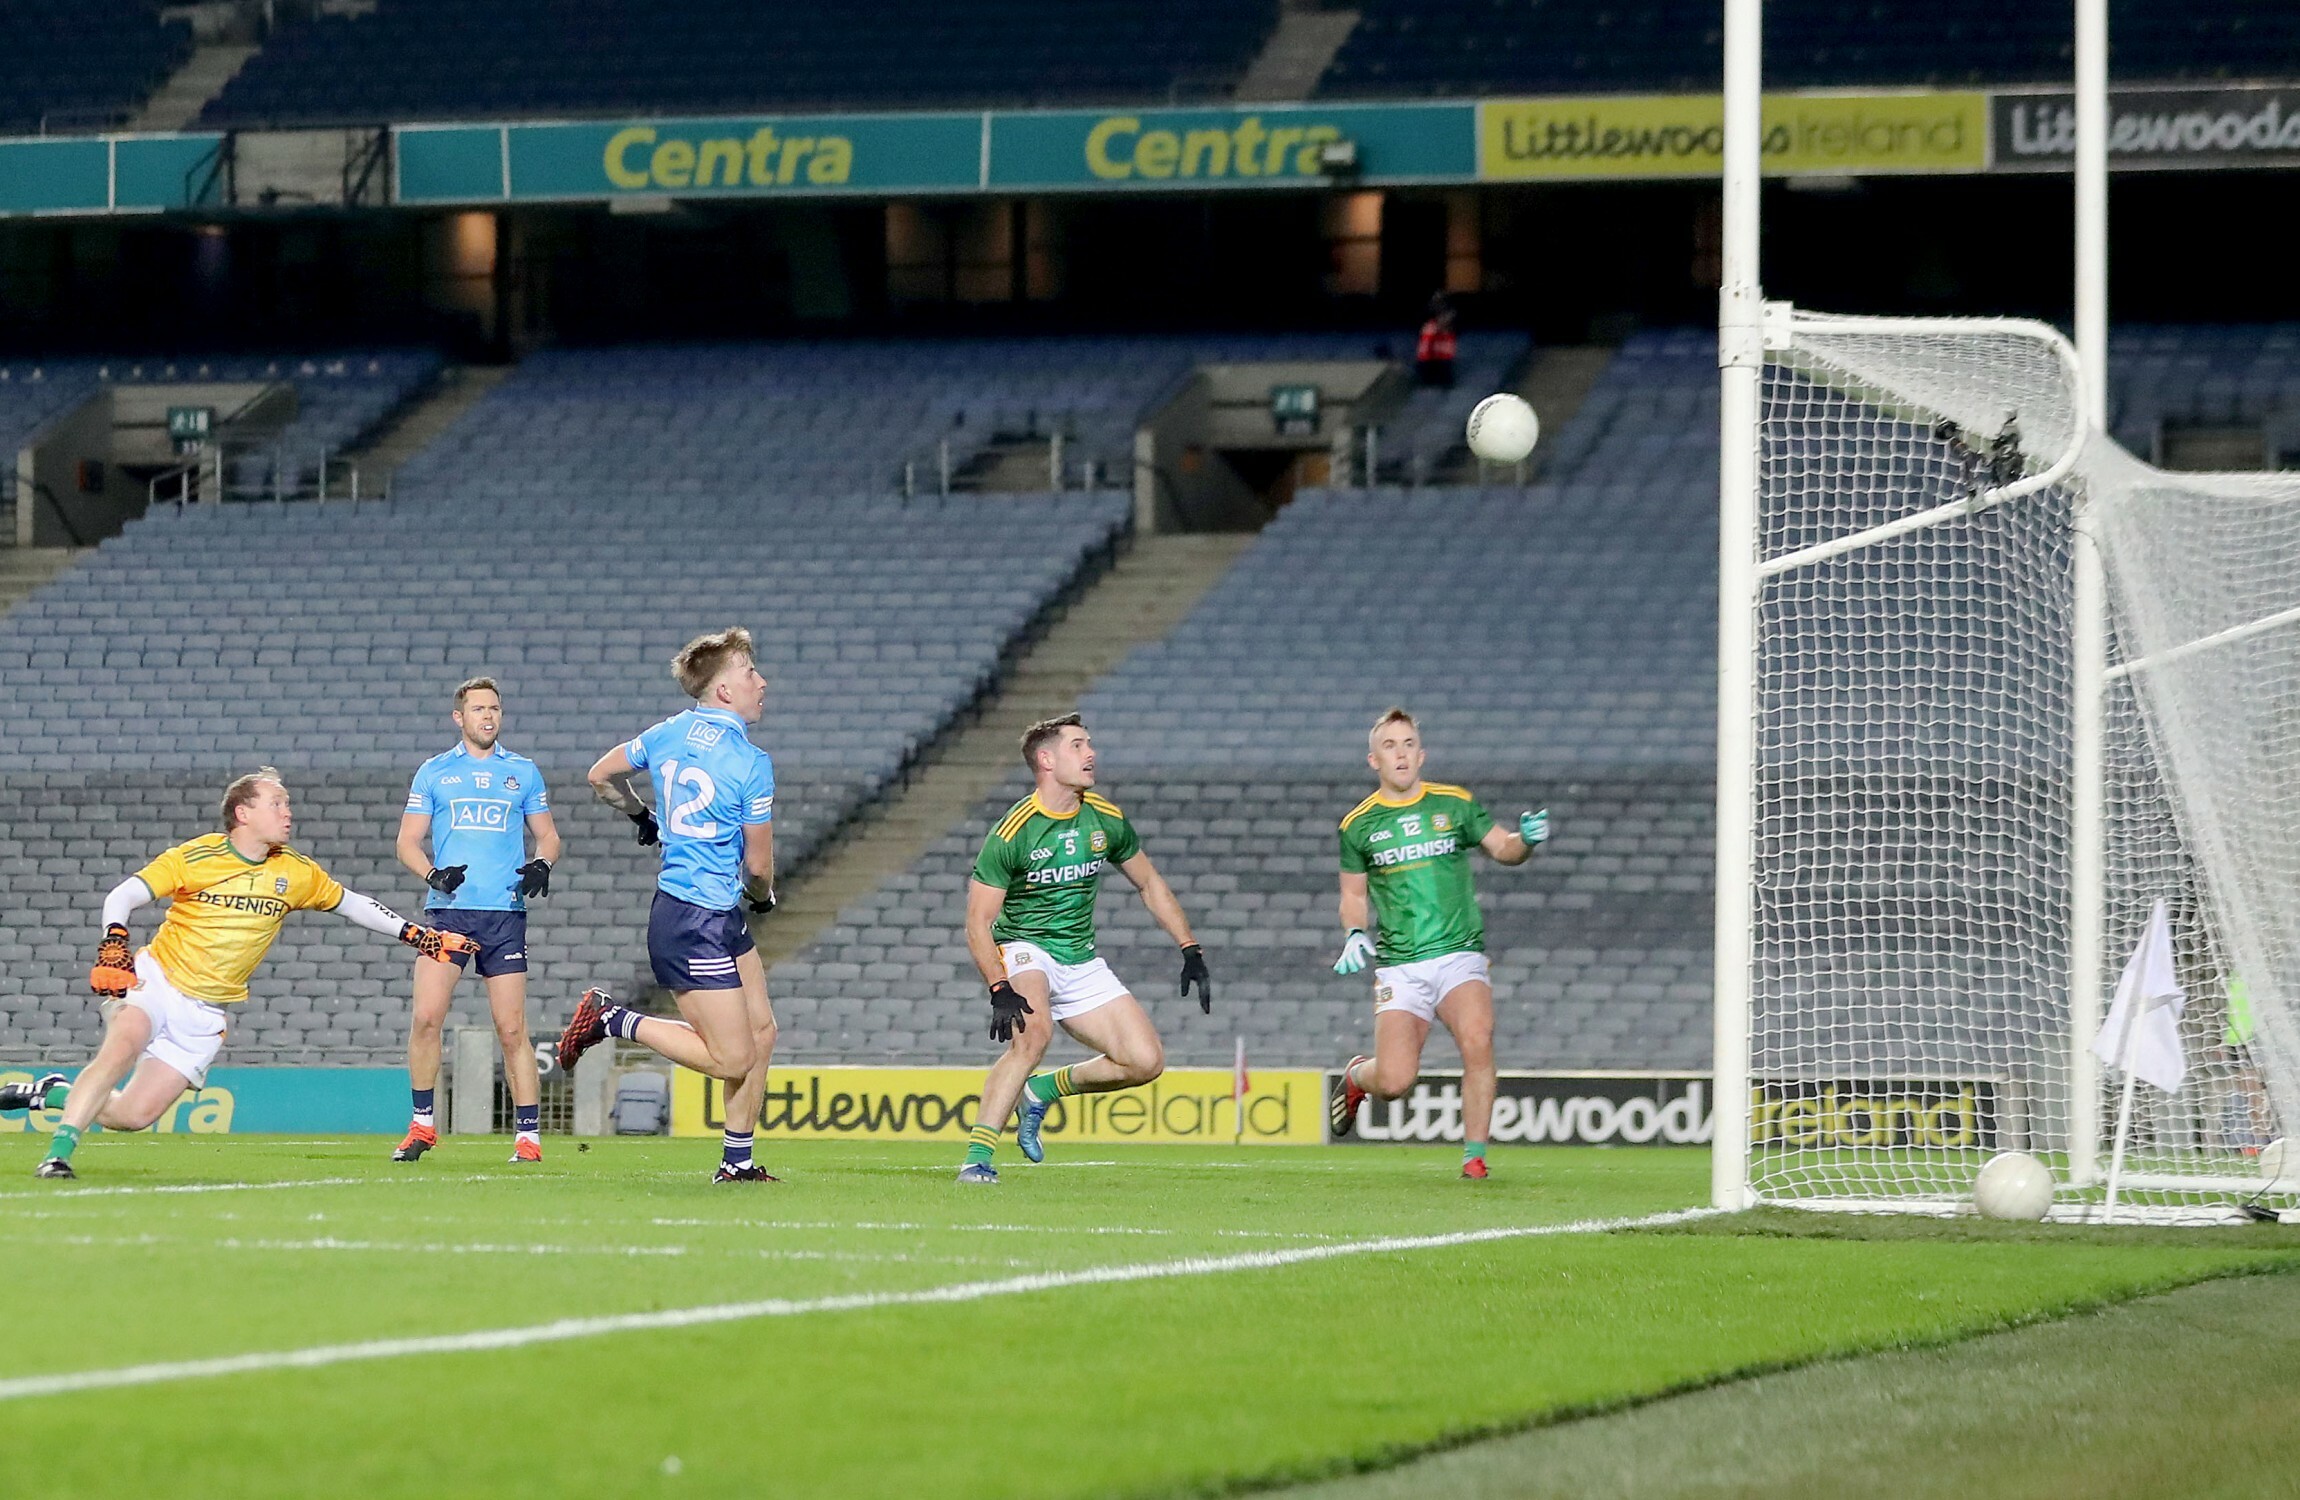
xmin=1478 ymin=91 xmax=1986 ymax=180
xmin=673 ymin=1065 xmax=1326 ymax=1144
xmin=1994 ymin=85 xmax=2300 ymax=171
xmin=1330 ymin=1071 xmax=1716 ymax=1146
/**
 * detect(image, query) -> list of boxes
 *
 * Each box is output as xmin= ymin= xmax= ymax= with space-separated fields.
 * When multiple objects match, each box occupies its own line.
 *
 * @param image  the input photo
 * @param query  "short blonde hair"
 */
xmin=453 ymin=675 xmax=500 ymax=708
xmin=219 ymin=766 xmax=286 ymax=831
xmin=1368 ymin=707 xmax=1419 ymax=753
xmin=672 ymin=627 xmax=755 ymax=701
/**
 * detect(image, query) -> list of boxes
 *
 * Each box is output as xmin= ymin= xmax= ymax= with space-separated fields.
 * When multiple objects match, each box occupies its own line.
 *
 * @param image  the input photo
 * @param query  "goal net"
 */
xmin=1735 ymin=307 xmax=2300 ymax=1220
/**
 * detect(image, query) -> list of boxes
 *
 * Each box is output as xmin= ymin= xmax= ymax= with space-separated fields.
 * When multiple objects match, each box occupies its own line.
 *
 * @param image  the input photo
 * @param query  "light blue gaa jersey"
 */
xmin=625 ymin=707 xmax=775 ymax=912
xmin=404 ymin=744 xmax=551 ymax=911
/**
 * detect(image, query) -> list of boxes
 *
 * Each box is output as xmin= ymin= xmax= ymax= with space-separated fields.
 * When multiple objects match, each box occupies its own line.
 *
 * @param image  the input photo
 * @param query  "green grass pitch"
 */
xmin=2 ymin=1134 xmax=2296 ymax=1499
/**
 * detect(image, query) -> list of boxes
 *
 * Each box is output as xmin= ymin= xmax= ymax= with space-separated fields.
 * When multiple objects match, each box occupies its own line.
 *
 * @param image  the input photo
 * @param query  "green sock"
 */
xmin=1462 ymin=1140 xmax=1487 ymax=1165
xmin=47 ymin=1122 xmax=83 ymax=1162
xmin=43 ymin=1082 xmax=69 ymax=1109
xmin=1024 ymin=1065 xmax=1081 ymax=1106
xmin=964 ymin=1124 xmax=998 ymax=1166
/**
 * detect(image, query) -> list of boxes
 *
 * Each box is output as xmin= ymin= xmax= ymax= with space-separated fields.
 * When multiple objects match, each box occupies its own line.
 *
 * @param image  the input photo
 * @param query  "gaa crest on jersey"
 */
xmin=1089 ymin=830 xmax=1108 ymax=854
xmin=505 ymin=776 xmax=519 ymax=791
xmin=1376 ymin=985 xmax=1393 ymax=1004
xmin=1433 ymin=813 xmax=1451 ymax=831
xmin=275 ymin=877 xmax=290 ymax=894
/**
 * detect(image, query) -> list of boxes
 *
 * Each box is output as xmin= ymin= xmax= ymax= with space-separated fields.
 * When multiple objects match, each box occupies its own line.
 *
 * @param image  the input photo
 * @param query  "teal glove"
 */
xmin=1519 ymin=809 xmax=1550 ymax=846
xmin=1334 ymin=929 xmax=1375 ymax=976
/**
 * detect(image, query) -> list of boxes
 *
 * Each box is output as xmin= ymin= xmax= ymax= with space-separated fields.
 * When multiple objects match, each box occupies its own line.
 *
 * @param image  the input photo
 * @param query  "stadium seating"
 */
xmin=2107 ymin=324 xmax=2300 ymax=462
xmin=0 ymin=485 xmax=1129 ymax=1062
xmin=388 ymin=334 xmax=1376 ymax=503
xmin=0 ymin=0 xmax=191 ymax=135
xmin=1318 ymin=0 xmax=2300 ymax=98
xmin=0 ymin=352 xmax=440 ymax=502
xmin=0 ymin=363 xmax=106 ymax=462
xmin=199 ymin=0 xmax=1279 ymax=128
xmin=1375 ymin=333 xmax=1531 ymax=484
xmin=770 ymin=331 xmax=1720 ymax=1071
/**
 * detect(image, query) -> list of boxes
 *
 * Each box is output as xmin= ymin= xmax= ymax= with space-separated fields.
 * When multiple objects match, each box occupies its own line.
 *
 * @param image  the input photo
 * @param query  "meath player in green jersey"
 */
xmin=958 ymin=713 xmax=1209 ymax=1182
xmin=1329 ymin=708 xmax=1549 ymax=1178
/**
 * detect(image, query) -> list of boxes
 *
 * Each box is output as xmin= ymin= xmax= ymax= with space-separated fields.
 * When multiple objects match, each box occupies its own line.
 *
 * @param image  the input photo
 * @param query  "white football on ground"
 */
xmin=1466 ymin=393 xmax=1540 ymax=464
xmin=1973 ymin=1151 xmax=2056 ymax=1221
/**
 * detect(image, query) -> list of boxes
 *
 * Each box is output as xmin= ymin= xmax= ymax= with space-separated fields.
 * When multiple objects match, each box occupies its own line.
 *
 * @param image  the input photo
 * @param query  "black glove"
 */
xmin=425 ymin=864 xmax=467 ymax=896
xmin=989 ymin=980 xmax=1031 ymax=1043
xmin=516 ymin=859 xmax=552 ymax=899
xmin=1180 ymin=944 xmax=1211 ymax=1013
xmin=631 ymin=809 xmax=660 ymax=846
xmin=747 ymin=888 xmax=777 ymax=915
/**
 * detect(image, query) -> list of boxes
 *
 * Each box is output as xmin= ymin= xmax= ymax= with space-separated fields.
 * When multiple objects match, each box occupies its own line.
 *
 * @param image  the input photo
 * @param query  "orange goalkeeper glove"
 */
xmin=90 ymin=923 xmax=135 ymax=997
xmin=399 ymin=924 xmax=479 ymax=962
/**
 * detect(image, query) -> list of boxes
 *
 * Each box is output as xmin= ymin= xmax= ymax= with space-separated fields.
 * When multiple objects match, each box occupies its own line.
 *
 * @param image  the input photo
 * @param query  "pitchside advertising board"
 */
xmin=0 ymin=1066 xmax=404 ymax=1135
xmin=672 ymin=1065 xmax=1327 ymax=1144
xmin=1993 ymin=85 xmax=2300 ymax=173
xmin=1324 ymin=1072 xmax=2010 ymax=1148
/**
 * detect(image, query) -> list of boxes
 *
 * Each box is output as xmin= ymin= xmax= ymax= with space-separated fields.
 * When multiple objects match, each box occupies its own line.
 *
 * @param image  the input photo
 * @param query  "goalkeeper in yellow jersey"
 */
xmin=1327 ymin=709 xmax=1549 ymax=1178
xmin=0 ymin=768 xmax=476 ymax=1179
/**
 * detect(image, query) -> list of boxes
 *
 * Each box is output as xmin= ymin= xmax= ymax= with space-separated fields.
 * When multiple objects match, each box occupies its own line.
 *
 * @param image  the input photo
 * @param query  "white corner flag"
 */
xmin=2094 ymin=897 xmax=2189 ymax=1093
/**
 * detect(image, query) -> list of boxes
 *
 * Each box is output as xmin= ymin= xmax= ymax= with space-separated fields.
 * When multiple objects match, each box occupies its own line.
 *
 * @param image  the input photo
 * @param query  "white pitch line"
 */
xmin=0 ymin=1207 xmax=1719 ymax=1404
xmin=0 ymin=1173 xmax=528 ymax=1202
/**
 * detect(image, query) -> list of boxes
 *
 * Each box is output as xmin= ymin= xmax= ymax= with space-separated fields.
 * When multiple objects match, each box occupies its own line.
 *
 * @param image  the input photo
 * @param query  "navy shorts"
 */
xmin=428 ymin=908 xmax=528 ymax=978
xmin=647 ymin=891 xmax=754 ymax=991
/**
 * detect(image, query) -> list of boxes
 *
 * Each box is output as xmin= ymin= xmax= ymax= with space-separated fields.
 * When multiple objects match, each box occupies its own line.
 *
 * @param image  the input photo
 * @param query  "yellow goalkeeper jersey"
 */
xmin=133 ymin=835 xmax=345 ymax=1003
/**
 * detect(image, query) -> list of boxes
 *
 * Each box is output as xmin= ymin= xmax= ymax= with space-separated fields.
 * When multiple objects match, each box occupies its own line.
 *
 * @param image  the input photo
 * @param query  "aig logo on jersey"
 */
xmin=448 ymin=799 xmax=512 ymax=832
xmin=685 ymin=719 xmax=728 ymax=749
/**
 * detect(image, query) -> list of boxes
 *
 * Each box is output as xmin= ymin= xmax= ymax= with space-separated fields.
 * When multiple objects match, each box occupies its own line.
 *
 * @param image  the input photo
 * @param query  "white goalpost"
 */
xmin=1714 ymin=0 xmax=2300 ymax=1220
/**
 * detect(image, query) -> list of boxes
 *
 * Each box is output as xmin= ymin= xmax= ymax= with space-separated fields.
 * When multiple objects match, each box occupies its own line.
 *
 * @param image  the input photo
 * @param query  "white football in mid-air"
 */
xmin=1466 ymin=393 xmax=1540 ymax=464
xmin=1972 ymin=1151 xmax=2056 ymax=1221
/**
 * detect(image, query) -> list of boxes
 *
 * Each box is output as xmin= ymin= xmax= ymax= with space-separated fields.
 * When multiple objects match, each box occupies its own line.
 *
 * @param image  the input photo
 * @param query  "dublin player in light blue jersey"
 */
xmin=392 ymin=677 xmax=561 ymax=1164
xmin=560 ymin=627 xmax=781 ymax=1183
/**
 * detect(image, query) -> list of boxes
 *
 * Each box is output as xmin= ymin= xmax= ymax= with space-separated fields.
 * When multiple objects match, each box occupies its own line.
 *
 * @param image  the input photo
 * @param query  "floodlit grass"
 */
xmin=1282 ymin=1267 xmax=2300 ymax=1499
xmin=0 ymin=1135 xmax=2292 ymax=1499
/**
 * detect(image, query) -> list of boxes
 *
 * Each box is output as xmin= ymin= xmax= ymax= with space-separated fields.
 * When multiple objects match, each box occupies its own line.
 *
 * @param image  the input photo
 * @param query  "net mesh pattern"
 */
xmin=1744 ymin=314 xmax=2299 ymax=1212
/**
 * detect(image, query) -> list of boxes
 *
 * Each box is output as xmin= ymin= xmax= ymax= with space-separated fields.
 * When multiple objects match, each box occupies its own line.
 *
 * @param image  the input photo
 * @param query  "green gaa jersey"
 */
xmin=972 ymin=790 xmax=1141 ymax=965
xmin=1337 ymin=782 xmax=1495 ymax=965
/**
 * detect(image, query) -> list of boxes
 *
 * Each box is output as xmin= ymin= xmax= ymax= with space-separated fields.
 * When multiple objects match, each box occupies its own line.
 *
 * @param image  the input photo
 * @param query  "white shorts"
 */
xmin=1373 ymin=951 xmax=1491 ymax=1023
xmin=112 ymin=951 xmax=230 ymax=1087
xmin=1000 ymin=942 xmax=1130 ymax=1024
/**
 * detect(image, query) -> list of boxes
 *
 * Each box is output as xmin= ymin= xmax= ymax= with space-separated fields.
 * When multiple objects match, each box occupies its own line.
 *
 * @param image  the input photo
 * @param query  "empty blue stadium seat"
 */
xmin=200 ymin=0 xmax=1280 ymax=127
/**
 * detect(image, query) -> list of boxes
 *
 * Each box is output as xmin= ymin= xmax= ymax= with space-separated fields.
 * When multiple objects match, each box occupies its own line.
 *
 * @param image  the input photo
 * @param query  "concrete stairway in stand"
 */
xmin=755 ymin=532 xmax=1254 ymax=970
xmin=342 ymin=366 xmax=513 ymax=496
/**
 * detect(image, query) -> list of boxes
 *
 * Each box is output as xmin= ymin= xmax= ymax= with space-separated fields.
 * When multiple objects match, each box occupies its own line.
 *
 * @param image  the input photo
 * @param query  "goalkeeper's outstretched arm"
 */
xmin=330 ymin=890 xmax=479 ymax=960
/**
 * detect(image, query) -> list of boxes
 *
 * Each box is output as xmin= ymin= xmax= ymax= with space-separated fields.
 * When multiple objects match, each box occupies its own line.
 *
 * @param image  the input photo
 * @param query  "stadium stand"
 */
xmin=2107 ymin=324 xmax=2300 ymax=463
xmin=0 ymin=0 xmax=191 ymax=135
xmin=387 ymin=334 xmax=1376 ymax=503
xmin=0 ymin=352 xmax=440 ymax=504
xmin=0 ymin=364 xmax=105 ymax=461
xmin=1318 ymin=0 xmax=2300 ymax=98
xmin=0 ymin=488 xmax=1129 ymax=1062
xmin=1375 ymin=333 xmax=1531 ymax=484
xmin=198 ymin=0 xmax=1279 ymax=128
xmin=770 ymin=329 xmax=1721 ymax=1072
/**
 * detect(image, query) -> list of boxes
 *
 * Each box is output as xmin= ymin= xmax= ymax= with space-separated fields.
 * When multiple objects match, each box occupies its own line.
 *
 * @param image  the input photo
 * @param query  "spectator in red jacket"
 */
xmin=1416 ymin=296 xmax=1458 ymax=389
